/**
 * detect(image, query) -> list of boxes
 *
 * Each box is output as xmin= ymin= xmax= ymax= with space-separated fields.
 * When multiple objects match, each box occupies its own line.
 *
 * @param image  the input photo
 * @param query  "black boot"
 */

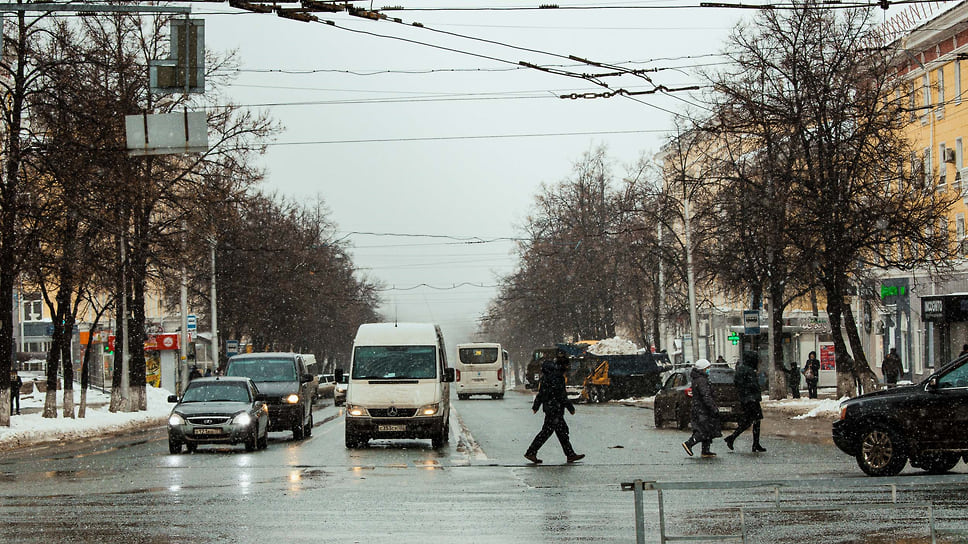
xmin=724 ymin=435 xmax=735 ymax=451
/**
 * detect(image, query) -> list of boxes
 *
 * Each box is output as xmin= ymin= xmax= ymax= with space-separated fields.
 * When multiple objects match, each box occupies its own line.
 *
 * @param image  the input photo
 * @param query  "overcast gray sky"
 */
xmin=194 ymin=1 xmax=745 ymax=344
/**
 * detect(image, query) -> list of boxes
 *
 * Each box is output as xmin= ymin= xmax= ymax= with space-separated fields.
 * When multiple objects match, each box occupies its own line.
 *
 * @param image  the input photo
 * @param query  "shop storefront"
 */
xmin=921 ymin=293 xmax=968 ymax=368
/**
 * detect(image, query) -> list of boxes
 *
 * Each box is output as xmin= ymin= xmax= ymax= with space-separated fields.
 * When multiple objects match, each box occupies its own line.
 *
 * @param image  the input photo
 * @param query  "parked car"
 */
xmin=653 ymin=365 xmax=741 ymax=430
xmin=334 ymin=373 xmax=348 ymax=406
xmin=166 ymin=377 xmax=269 ymax=454
xmin=317 ymin=373 xmax=336 ymax=399
xmin=224 ymin=352 xmax=316 ymax=440
xmin=833 ymin=355 xmax=968 ymax=476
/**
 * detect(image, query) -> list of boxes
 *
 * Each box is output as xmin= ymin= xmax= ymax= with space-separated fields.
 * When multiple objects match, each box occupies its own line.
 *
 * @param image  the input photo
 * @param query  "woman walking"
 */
xmin=803 ymin=351 xmax=820 ymax=399
xmin=681 ymin=359 xmax=721 ymax=458
xmin=724 ymin=351 xmax=766 ymax=453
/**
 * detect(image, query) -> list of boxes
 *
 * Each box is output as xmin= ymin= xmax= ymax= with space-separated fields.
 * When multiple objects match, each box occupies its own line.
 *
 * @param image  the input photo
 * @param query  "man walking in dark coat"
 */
xmin=882 ymin=348 xmax=903 ymax=387
xmin=681 ymin=359 xmax=721 ymax=458
xmin=525 ymin=351 xmax=584 ymax=464
xmin=724 ymin=351 xmax=766 ymax=453
xmin=803 ymin=351 xmax=820 ymax=399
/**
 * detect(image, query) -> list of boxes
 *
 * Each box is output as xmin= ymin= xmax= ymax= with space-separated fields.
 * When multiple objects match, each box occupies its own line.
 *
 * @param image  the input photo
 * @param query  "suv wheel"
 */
xmin=856 ymin=427 xmax=908 ymax=476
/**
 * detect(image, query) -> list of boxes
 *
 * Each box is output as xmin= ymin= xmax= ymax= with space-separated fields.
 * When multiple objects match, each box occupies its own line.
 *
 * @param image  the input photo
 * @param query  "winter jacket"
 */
xmin=803 ymin=358 xmax=820 ymax=382
xmin=734 ymin=361 xmax=761 ymax=404
xmin=689 ymin=367 xmax=721 ymax=440
xmin=787 ymin=365 xmax=801 ymax=387
xmin=882 ymin=353 xmax=903 ymax=383
xmin=532 ymin=359 xmax=574 ymax=415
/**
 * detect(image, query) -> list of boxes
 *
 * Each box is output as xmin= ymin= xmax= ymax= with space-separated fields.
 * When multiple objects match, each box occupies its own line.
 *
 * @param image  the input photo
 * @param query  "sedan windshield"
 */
xmin=181 ymin=382 xmax=251 ymax=403
xmin=353 ymin=346 xmax=437 ymax=379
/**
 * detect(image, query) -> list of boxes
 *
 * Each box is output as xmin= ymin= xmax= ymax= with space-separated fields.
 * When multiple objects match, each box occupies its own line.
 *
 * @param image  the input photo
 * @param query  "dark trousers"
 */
xmin=728 ymin=411 xmax=761 ymax=446
xmin=526 ymin=411 xmax=575 ymax=457
xmin=10 ymin=390 xmax=20 ymax=414
xmin=789 ymin=385 xmax=800 ymax=398
xmin=806 ymin=379 xmax=818 ymax=399
xmin=684 ymin=435 xmax=712 ymax=454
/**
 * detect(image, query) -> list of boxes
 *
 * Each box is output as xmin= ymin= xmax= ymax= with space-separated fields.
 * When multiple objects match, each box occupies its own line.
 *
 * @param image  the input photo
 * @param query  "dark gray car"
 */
xmin=167 ymin=377 xmax=269 ymax=454
xmin=224 ymin=352 xmax=316 ymax=440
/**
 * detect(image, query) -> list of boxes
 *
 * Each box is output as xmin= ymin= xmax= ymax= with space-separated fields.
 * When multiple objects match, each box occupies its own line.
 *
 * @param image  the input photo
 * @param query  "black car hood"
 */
xmin=844 ymin=383 xmax=921 ymax=404
xmin=250 ymin=381 xmax=300 ymax=397
xmin=175 ymin=401 xmax=250 ymax=416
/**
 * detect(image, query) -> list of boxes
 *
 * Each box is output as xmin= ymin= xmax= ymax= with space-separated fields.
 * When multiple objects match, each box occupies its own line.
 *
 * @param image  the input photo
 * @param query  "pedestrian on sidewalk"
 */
xmin=681 ymin=359 xmax=721 ymax=458
xmin=787 ymin=361 xmax=801 ymax=399
xmin=724 ymin=351 xmax=766 ymax=453
xmin=882 ymin=348 xmax=903 ymax=387
xmin=803 ymin=351 xmax=820 ymax=399
xmin=524 ymin=350 xmax=584 ymax=464
xmin=9 ymin=370 xmax=22 ymax=415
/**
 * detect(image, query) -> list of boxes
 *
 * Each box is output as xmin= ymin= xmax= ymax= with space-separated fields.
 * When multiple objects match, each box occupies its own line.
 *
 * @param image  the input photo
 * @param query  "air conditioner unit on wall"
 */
xmin=946 ymin=148 xmax=957 ymax=163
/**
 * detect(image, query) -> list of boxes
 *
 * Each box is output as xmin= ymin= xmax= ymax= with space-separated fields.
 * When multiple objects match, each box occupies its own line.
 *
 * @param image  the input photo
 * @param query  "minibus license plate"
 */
xmin=195 ymin=428 xmax=221 ymax=435
xmin=378 ymin=424 xmax=406 ymax=432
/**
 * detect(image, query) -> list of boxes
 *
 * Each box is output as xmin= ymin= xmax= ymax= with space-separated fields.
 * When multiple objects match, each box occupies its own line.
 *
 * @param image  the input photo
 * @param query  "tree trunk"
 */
xmin=768 ymin=288 xmax=788 ymax=400
xmin=843 ymin=302 xmax=878 ymax=392
xmin=824 ymin=282 xmax=856 ymax=398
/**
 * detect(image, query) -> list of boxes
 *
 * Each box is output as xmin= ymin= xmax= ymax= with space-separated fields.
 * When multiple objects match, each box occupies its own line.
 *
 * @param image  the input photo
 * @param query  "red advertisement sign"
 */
xmin=820 ymin=344 xmax=837 ymax=371
xmin=144 ymin=333 xmax=180 ymax=351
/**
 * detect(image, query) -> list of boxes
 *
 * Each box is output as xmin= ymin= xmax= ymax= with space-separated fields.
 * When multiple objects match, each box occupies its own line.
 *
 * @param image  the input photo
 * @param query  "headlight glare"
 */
xmin=168 ymin=413 xmax=186 ymax=426
xmin=233 ymin=412 xmax=253 ymax=426
xmin=418 ymin=403 xmax=439 ymax=416
xmin=346 ymin=404 xmax=367 ymax=417
xmin=285 ymin=394 xmax=300 ymax=404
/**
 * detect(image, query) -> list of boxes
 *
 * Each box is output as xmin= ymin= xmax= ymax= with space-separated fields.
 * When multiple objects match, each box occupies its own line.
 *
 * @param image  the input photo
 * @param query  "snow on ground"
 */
xmin=587 ymin=337 xmax=640 ymax=355
xmin=618 ymin=393 xmax=845 ymax=420
xmin=0 ymin=383 xmax=172 ymax=451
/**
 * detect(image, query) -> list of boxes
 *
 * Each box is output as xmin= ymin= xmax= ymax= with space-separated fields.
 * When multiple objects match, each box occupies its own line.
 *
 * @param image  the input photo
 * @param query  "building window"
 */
xmin=924 ymin=147 xmax=933 ymax=186
xmin=939 ymin=143 xmax=947 ymax=186
xmin=937 ymin=68 xmax=945 ymax=110
xmin=923 ymin=72 xmax=932 ymax=106
xmin=956 ymin=60 xmax=963 ymax=105
xmin=22 ymin=296 xmax=42 ymax=321
xmin=958 ymin=214 xmax=966 ymax=256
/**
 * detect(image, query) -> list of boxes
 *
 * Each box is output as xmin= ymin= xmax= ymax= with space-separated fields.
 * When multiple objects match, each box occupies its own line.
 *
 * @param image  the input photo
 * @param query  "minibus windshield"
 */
xmin=353 ymin=346 xmax=437 ymax=379
xmin=459 ymin=347 xmax=499 ymax=365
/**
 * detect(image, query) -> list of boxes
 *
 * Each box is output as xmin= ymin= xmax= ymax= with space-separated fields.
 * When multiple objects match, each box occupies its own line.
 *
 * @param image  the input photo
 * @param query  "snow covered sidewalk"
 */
xmin=0 ymin=384 xmax=172 ymax=452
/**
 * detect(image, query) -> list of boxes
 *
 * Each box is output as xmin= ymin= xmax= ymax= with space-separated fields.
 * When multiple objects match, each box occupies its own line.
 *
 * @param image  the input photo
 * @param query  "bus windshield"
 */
xmin=353 ymin=346 xmax=437 ymax=380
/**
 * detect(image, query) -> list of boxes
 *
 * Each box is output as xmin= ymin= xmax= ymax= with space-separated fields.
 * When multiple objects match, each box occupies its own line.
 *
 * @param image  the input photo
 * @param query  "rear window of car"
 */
xmin=459 ymin=347 xmax=499 ymax=364
xmin=707 ymin=368 xmax=735 ymax=384
xmin=226 ymin=358 xmax=297 ymax=382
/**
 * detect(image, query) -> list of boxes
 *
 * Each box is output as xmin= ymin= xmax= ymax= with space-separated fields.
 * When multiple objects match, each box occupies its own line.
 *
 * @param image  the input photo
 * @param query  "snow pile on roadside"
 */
xmin=0 ymin=385 xmax=173 ymax=450
xmin=761 ymin=396 xmax=846 ymax=420
xmin=588 ymin=337 xmax=640 ymax=355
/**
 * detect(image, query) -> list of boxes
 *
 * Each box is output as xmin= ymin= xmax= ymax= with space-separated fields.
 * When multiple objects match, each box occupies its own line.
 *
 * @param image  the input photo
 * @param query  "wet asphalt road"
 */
xmin=0 ymin=389 xmax=967 ymax=543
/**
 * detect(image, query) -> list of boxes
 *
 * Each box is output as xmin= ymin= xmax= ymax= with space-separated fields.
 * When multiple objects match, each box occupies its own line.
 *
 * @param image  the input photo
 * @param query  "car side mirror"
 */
xmin=301 ymin=373 xmax=314 ymax=383
xmin=926 ymin=377 xmax=939 ymax=391
xmin=335 ymin=368 xmax=344 ymax=382
xmin=444 ymin=368 xmax=455 ymax=383
xmin=167 ymin=395 xmax=178 ymax=403
xmin=255 ymin=393 xmax=268 ymax=402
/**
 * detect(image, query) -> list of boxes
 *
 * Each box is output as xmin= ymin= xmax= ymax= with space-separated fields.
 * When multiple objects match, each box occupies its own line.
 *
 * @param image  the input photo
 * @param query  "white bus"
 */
xmin=455 ymin=342 xmax=508 ymax=400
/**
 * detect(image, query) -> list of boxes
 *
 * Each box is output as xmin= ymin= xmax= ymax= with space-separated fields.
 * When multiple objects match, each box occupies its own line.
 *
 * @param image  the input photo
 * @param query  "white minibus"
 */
xmin=337 ymin=323 xmax=454 ymax=449
xmin=455 ymin=342 xmax=508 ymax=400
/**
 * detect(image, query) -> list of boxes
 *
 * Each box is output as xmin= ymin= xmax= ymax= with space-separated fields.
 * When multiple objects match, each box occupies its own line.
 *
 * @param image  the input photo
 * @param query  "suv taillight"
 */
xmin=497 ymin=368 xmax=503 ymax=381
xmin=684 ymin=387 xmax=693 ymax=398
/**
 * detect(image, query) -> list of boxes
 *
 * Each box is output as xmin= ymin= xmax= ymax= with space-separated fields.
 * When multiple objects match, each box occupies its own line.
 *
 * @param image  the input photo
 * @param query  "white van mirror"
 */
xmin=443 ymin=368 xmax=455 ymax=383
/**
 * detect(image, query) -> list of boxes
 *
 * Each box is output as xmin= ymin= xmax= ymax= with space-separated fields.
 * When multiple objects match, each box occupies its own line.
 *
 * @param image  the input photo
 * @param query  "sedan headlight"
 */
xmin=417 ymin=403 xmax=439 ymax=416
xmin=285 ymin=394 xmax=300 ymax=404
xmin=346 ymin=404 xmax=368 ymax=417
xmin=168 ymin=413 xmax=186 ymax=426
xmin=233 ymin=412 xmax=253 ymax=426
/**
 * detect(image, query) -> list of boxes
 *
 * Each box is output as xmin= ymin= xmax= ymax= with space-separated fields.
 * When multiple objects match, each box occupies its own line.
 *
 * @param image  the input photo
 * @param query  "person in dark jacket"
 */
xmin=10 ymin=371 xmax=22 ymax=415
xmin=525 ymin=351 xmax=584 ymax=464
xmin=803 ymin=351 xmax=820 ymax=399
xmin=189 ymin=366 xmax=202 ymax=381
xmin=881 ymin=348 xmax=903 ymax=387
xmin=681 ymin=359 xmax=721 ymax=458
xmin=787 ymin=361 xmax=801 ymax=398
xmin=724 ymin=351 xmax=766 ymax=453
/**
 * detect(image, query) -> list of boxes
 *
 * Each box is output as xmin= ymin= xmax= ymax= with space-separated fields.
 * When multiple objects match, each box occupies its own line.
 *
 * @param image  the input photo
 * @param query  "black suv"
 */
xmin=225 ymin=352 xmax=316 ymax=440
xmin=833 ymin=355 xmax=968 ymax=476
